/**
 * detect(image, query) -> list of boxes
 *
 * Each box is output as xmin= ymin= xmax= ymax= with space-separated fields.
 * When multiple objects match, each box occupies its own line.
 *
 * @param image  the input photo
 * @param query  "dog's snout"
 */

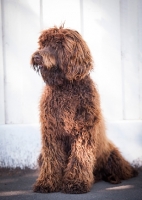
xmin=34 ymin=55 xmax=41 ymax=59
xmin=33 ymin=54 xmax=43 ymax=65
xmin=34 ymin=54 xmax=41 ymax=61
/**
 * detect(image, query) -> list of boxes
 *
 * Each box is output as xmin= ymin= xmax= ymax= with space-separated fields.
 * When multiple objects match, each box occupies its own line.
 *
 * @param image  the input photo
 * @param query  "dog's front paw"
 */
xmin=33 ymin=182 xmax=60 ymax=193
xmin=62 ymin=180 xmax=90 ymax=194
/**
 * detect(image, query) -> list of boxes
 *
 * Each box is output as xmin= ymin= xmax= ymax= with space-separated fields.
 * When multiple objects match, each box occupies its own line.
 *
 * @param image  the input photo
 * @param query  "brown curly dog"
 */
xmin=30 ymin=26 xmax=138 ymax=194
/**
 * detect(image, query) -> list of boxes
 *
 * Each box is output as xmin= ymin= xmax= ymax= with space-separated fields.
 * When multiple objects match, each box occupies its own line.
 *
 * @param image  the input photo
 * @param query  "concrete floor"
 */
xmin=0 ymin=168 xmax=142 ymax=200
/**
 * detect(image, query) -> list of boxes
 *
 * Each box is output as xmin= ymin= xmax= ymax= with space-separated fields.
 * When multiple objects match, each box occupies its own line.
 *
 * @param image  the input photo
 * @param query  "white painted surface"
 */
xmin=139 ymin=0 xmax=142 ymax=119
xmin=120 ymin=0 xmax=140 ymax=120
xmin=42 ymin=0 xmax=81 ymax=32
xmin=2 ymin=0 xmax=43 ymax=124
xmin=0 ymin=0 xmax=142 ymax=168
xmin=0 ymin=0 xmax=5 ymax=124
xmin=84 ymin=0 xmax=123 ymax=121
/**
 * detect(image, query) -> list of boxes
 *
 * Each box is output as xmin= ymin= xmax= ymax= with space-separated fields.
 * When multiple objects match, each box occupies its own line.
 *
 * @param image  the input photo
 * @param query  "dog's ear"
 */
xmin=60 ymin=37 xmax=93 ymax=81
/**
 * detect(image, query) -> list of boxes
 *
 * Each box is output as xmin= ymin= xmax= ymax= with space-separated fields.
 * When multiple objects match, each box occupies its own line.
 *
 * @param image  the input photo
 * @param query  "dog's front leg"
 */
xmin=62 ymin=133 xmax=95 ymax=194
xmin=33 ymin=136 xmax=66 ymax=193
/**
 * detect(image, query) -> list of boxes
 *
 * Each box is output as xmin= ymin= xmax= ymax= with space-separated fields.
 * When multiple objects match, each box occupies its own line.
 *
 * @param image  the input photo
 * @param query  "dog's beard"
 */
xmin=40 ymin=65 xmax=65 ymax=86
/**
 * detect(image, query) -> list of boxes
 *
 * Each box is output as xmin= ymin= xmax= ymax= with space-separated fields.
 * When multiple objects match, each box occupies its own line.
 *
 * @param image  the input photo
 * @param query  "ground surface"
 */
xmin=0 ymin=168 xmax=142 ymax=200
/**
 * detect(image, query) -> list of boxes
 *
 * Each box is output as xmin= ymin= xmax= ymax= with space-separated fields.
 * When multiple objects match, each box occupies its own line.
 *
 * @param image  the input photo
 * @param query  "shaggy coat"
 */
xmin=31 ymin=26 xmax=137 ymax=194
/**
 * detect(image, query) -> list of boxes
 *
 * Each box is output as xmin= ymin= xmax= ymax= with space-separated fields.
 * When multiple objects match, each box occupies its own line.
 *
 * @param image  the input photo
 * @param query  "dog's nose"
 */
xmin=33 ymin=54 xmax=42 ymax=65
xmin=34 ymin=55 xmax=40 ymax=59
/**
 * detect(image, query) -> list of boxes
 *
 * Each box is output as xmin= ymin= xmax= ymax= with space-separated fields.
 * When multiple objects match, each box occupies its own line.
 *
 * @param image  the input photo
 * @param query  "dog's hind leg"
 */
xmin=37 ymin=153 xmax=43 ymax=168
xmin=102 ymin=148 xmax=138 ymax=184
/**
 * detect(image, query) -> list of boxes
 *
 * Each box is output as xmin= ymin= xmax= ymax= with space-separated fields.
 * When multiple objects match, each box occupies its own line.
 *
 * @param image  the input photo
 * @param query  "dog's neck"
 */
xmin=46 ymin=75 xmax=91 ymax=92
xmin=40 ymin=66 xmax=91 ymax=89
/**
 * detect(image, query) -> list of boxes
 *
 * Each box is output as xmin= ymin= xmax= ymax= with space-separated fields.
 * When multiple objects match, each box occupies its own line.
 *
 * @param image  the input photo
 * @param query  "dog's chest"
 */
xmin=50 ymin=89 xmax=78 ymax=115
xmin=49 ymin=88 xmax=78 ymax=133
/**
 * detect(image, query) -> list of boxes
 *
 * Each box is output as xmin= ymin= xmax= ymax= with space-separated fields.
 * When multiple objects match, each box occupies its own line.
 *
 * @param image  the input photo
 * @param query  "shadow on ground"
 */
xmin=0 ymin=168 xmax=142 ymax=200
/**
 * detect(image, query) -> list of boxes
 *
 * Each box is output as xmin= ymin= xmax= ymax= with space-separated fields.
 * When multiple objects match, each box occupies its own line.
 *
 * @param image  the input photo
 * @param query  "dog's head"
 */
xmin=31 ymin=26 xmax=93 ymax=85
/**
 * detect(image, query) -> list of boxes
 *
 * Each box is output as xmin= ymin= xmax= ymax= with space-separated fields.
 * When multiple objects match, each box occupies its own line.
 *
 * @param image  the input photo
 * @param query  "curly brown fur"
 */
xmin=31 ymin=25 xmax=138 ymax=194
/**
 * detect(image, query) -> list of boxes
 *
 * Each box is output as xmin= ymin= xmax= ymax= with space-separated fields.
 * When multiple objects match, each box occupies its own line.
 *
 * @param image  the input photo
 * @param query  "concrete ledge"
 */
xmin=0 ymin=124 xmax=41 ymax=169
xmin=0 ymin=121 xmax=142 ymax=169
xmin=107 ymin=120 xmax=142 ymax=163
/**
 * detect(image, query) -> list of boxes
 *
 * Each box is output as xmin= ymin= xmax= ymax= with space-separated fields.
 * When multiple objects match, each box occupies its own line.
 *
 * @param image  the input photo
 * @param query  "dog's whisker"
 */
xmin=32 ymin=65 xmax=41 ymax=74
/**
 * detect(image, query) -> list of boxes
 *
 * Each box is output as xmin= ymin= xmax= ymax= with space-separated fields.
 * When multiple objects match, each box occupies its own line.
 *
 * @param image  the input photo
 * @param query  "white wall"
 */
xmin=0 ymin=0 xmax=142 ymax=168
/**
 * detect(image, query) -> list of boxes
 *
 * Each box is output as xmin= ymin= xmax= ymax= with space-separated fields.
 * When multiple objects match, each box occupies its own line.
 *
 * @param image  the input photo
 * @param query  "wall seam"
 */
xmin=80 ymin=0 xmax=84 ymax=36
xmin=119 ymin=0 xmax=125 ymax=120
xmin=40 ymin=0 xmax=43 ymax=30
xmin=0 ymin=0 xmax=6 ymax=124
xmin=138 ymin=0 xmax=142 ymax=119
